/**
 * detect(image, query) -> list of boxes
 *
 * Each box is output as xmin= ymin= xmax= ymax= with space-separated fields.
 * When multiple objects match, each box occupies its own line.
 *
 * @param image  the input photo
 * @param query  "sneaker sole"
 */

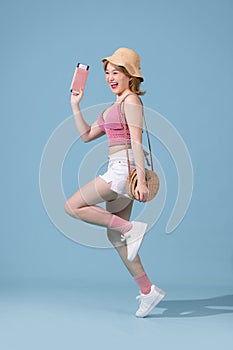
xmin=136 ymin=291 xmax=166 ymax=318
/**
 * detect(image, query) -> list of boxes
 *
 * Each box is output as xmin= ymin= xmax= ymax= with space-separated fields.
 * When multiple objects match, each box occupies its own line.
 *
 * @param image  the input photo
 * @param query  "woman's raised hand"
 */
xmin=70 ymin=88 xmax=84 ymax=107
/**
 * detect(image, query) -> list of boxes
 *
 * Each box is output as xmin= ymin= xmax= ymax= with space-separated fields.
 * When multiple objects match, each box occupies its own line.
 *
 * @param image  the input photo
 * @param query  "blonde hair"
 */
xmin=103 ymin=61 xmax=145 ymax=96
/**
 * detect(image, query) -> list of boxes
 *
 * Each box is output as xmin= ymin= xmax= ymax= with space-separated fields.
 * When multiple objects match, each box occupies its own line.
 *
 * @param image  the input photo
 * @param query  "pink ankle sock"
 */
xmin=108 ymin=215 xmax=133 ymax=234
xmin=134 ymin=272 xmax=153 ymax=294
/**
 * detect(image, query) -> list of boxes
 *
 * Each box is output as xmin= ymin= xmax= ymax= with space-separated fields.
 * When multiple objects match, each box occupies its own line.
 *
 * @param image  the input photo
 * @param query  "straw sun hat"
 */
xmin=102 ymin=47 xmax=144 ymax=82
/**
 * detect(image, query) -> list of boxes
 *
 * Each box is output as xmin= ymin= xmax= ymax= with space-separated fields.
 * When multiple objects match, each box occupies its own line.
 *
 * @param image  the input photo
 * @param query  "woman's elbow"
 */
xmin=82 ymin=137 xmax=90 ymax=143
xmin=131 ymin=140 xmax=143 ymax=148
xmin=81 ymin=132 xmax=91 ymax=143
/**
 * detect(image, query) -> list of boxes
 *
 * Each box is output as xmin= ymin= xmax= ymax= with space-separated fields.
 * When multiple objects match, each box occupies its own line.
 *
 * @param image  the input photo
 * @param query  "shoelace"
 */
xmin=121 ymin=235 xmax=126 ymax=242
xmin=120 ymin=233 xmax=131 ymax=242
xmin=136 ymin=293 xmax=144 ymax=304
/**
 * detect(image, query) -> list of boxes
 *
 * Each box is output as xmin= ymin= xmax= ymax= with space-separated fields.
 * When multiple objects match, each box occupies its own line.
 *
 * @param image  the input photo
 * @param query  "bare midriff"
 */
xmin=108 ymin=144 xmax=132 ymax=155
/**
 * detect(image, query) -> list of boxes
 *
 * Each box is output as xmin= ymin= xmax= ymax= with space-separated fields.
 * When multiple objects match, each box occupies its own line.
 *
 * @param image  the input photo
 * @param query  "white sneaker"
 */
xmin=121 ymin=221 xmax=148 ymax=262
xmin=135 ymin=284 xmax=166 ymax=318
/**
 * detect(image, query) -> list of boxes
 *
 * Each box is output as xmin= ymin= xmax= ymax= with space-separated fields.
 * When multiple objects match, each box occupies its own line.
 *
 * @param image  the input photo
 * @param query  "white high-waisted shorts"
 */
xmin=99 ymin=149 xmax=135 ymax=199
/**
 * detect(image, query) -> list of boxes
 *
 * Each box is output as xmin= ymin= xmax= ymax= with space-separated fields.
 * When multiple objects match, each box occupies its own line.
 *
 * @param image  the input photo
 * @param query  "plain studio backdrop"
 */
xmin=0 ymin=0 xmax=232 ymax=349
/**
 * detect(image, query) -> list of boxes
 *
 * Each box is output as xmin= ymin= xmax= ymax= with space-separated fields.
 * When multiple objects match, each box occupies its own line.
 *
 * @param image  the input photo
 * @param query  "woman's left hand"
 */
xmin=134 ymin=183 xmax=149 ymax=202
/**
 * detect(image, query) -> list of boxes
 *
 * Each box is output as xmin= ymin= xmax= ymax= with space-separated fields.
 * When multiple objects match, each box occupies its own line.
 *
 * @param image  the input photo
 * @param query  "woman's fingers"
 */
xmin=135 ymin=189 xmax=140 ymax=201
xmin=135 ymin=187 xmax=149 ymax=202
xmin=70 ymin=88 xmax=84 ymax=106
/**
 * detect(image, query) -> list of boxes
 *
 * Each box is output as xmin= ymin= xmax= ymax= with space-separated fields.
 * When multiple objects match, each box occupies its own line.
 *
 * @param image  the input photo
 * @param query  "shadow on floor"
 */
xmin=148 ymin=294 xmax=233 ymax=318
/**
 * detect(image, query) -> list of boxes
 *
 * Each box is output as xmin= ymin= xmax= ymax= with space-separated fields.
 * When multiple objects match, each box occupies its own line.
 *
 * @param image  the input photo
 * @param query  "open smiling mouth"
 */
xmin=110 ymin=83 xmax=118 ymax=89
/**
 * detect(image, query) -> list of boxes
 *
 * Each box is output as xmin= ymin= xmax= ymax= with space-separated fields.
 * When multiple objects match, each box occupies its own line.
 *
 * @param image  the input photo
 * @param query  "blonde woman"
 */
xmin=64 ymin=48 xmax=166 ymax=317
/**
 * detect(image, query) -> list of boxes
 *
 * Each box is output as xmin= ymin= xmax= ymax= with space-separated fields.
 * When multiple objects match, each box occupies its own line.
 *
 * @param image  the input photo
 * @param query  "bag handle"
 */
xmin=120 ymin=94 xmax=154 ymax=178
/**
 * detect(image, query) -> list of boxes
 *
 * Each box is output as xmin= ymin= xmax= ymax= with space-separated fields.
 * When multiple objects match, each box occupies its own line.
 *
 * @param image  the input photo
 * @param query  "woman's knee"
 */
xmin=64 ymin=199 xmax=82 ymax=217
xmin=64 ymin=200 xmax=74 ymax=216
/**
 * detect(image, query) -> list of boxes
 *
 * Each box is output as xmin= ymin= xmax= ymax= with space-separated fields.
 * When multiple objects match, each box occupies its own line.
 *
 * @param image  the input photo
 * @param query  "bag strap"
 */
xmin=120 ymin=95 xmax=154 ymax=178
xmin=142 ymin=104 xmax=154 ymax=171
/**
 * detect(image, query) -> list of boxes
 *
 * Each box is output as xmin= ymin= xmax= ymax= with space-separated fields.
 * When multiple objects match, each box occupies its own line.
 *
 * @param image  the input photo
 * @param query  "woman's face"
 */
xmin=105 ymin=63 xmax=131 ymax=95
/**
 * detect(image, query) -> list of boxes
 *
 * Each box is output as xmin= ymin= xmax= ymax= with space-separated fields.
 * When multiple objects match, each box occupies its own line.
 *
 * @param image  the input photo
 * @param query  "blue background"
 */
xmin=1 ymin=0 xmax=232 ymax=349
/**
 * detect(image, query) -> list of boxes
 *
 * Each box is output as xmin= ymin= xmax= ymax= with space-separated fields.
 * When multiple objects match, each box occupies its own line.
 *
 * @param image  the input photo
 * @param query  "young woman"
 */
xmin=64 ymin=48 xmax=166 ymax=317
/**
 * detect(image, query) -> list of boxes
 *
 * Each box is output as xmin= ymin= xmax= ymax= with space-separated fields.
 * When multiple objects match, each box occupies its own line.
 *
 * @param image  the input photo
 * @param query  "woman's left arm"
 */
xmin=124 ymin=95 xmax=149 ymax=202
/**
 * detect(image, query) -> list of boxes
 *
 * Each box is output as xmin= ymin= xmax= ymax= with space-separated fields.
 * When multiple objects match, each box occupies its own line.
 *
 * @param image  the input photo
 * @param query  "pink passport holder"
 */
xmin=70 ymin=63 xmax=89 ymax=94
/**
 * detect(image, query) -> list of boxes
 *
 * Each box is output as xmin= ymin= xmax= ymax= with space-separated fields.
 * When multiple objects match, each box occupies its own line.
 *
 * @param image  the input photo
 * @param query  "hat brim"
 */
xmin=102 ymin=57 xmax=144 ymax=82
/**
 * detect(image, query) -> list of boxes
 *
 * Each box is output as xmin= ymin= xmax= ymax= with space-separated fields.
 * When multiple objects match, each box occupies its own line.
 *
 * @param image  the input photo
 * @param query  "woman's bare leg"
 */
xmin=106 ymin=198 xmax=146 ymax=277
xmin=65 ymin=177 xmax=147 ymax=272
xmin=64 ymin=176 xmax=121 ymax=227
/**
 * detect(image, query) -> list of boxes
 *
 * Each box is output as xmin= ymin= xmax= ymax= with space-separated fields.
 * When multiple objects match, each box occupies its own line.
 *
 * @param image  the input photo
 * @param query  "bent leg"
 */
xmin=106 ymin=198 xmax=146 ymax=277
xmin=64 ymin=176 xmax=119 ymax=227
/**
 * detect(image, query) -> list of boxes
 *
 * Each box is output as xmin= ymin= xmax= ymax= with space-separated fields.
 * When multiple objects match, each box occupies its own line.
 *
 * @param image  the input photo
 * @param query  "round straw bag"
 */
xmin=121 ymin=95 xmax=160 ymax=202
xmin=126 ymin=168 xmax=159 ymax=202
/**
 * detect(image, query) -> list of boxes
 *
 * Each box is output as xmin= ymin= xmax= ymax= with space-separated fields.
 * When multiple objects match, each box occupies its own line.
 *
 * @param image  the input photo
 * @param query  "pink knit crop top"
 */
xmin=97 ymin=102 xmax=131 ymax=147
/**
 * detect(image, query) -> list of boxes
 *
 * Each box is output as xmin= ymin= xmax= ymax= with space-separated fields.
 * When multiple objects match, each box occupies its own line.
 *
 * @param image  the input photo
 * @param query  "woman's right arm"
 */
xmin=70 ymin=89 xmax=105 ymax=143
